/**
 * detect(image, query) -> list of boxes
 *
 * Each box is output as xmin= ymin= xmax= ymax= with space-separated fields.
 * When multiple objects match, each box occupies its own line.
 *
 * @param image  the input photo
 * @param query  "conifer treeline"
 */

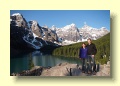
xmin=52 ymin=33 xmax=110 ymax=64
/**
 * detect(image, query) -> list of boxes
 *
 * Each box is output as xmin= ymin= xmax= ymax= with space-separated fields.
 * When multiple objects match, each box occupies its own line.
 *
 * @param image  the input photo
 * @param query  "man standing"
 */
xmin=87 ymin=38 xmax=97 ymax=75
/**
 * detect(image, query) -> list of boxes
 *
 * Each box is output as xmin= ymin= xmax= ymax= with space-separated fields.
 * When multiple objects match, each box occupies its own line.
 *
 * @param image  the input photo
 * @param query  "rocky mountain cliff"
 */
xmin=79 ymin=24 xmax=109 ymax=41
xmin=10 ymin=13 xmax=110 ymax=50
xmin=56 ymin=23 xmax=80 ymax=42
xmin=10 ymin=13 xmax=59 ymax=52
xmin=55 ymin=23 xmax=109 ymax=45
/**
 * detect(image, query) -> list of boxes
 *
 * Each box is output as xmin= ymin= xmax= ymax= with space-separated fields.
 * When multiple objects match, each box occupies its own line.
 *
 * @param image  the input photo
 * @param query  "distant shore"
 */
xmin=11 ymin=61 xmax=110 ymax=76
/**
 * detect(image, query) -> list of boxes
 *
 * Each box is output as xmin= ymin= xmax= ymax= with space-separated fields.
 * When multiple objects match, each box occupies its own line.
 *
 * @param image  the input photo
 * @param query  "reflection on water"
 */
xmin=10 ymin=51 xmax=82 ymax=73
xmin=28 ymin=53 xmax=34 ymax=70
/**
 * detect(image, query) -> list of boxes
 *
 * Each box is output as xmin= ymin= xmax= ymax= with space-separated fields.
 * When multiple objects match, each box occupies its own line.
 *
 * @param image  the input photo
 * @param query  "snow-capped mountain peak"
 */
xmin=81 ymin=24 xmax=93 ymax=30
xmin=10 ymin=13 xmax=28 ymax=28
xmin=70 ymin=23 xmax=76 ymax=27
xmin=29 ymin=20 xmax=38 ymax=26
xmin=60 ymin=23 xmax=78 ymax=32
xmin=100 ymin=27 xmax=108 ymax=31
xmin=11 ymin=13 xmax=22 ymax=16
xmin=10 ymin=13 xmax=110 ymax=47
xmin=10 ymin=13 xmax=59 ymax=50
xmin=64 ymin=23 xmax=76 ymax=28
xmin=79 ymin=24 xmax=109 ymax=41
xmin=51 ymin=25 xmax=56 ymax=31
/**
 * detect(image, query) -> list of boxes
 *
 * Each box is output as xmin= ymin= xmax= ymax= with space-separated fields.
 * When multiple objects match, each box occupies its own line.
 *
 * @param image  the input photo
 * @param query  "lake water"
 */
xmin=10 ymin=51 xmax=82 ymax=74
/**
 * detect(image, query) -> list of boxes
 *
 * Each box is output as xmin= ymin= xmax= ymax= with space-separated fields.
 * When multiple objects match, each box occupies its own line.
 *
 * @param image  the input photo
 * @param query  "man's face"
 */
xmin=87 ymin=39 xmax=91 ymax=44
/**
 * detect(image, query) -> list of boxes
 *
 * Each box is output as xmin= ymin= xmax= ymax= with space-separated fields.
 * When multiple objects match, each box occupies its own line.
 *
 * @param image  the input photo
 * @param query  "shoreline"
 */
xmin=11 ymin=61 xmax=110 ymax=76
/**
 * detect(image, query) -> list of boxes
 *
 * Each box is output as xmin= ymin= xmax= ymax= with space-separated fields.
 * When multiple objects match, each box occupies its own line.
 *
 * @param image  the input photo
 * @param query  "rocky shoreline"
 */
xmin=11 ymin=61 xmax=110 ymax=76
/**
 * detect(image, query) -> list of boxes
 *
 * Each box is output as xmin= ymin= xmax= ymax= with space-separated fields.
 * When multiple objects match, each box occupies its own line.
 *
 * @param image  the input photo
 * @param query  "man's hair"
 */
xmin=87 ymin=38 xmax=92 ymax=41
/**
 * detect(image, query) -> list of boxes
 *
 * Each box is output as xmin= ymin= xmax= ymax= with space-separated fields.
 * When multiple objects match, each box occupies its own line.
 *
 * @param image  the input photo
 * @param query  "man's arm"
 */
xmin=93 ymin=44 xmax=97 ymax=55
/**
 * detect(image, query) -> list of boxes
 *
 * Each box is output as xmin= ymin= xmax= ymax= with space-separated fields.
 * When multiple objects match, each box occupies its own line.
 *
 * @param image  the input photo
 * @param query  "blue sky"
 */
xmin=10 ymin=10 xmax=110 ymax=30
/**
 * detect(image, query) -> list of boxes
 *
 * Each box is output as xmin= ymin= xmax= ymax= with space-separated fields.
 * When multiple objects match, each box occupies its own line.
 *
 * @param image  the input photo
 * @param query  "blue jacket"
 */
xmin=79 ymin=47 xmax=88 ymax=58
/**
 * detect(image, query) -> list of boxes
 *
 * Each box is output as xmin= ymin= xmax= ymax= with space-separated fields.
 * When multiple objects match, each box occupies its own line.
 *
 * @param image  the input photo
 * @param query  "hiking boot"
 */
xmin=85 ymin=72 xmax=88 ymax=74
xmin=88 ymin=71 xmax=92 ymax=74
xmin=92 ymin=71 xmax=96 ymax=75
xmin=82 ymin=71 xmax=85 ymax=73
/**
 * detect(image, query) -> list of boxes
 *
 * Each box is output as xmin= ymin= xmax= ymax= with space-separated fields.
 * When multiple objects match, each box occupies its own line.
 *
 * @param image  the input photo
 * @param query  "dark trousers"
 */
xmin=87 ymin=55 xmax=96 ymax=72
xmin=82 ymin=58 xmax=88 ymax=72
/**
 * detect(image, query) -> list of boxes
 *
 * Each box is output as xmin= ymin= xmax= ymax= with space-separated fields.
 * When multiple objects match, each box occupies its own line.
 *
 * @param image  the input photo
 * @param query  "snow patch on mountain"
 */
xmin=23 ymin=35 xmax=42 ymax=49
xmin=11 ymin=13 xmax=22 ymax=16
xmin=33 ymin=33 xmax=38 ymax=38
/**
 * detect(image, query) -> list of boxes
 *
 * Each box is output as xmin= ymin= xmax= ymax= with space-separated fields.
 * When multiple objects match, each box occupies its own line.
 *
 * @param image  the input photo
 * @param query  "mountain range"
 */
xmin=10 ymin=13 xmax=110 ymax=50
xmin=54 ymin=23 xmax=109 ymax=45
